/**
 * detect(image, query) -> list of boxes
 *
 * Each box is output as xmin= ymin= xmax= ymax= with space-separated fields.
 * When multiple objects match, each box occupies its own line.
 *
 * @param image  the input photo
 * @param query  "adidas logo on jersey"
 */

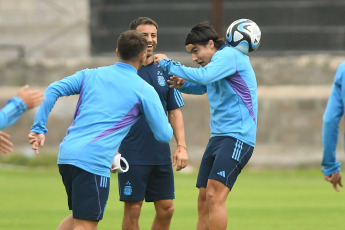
xmin=217 ymin=171 xmax=225 ymax=178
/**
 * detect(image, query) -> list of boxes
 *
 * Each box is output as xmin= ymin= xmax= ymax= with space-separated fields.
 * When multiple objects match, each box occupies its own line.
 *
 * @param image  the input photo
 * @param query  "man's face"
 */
xmin=185 ymin=41 xmax=216 ymax=67
xmin=136 ymin=24 xmax=158 ymax=58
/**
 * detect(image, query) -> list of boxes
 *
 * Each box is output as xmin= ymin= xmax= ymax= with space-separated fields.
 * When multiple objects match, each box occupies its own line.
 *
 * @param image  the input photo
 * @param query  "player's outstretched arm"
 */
xmin=16 ymin=85 xmax=44 ymax=110
xmin=0 ymin=131 xmax=13 ymax=154
xmin=167 ymin=76 xmax=185 ymax=89
xmin=154 ymin=54 xmax=167 ymax=65
xmin=28 ymin=132 xmax=45 ymax=155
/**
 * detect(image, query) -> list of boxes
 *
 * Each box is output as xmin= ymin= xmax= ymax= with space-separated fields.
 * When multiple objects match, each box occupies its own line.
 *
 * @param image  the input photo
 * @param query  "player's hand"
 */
xmin=0 ymin=131 xmax=13 ymax=154
xmin=167 ymin=76 xmax=185 ymax=89
xmin=110 ymin=160 xmax=118 ymax=174
xmin=110 ymin=152 xmax=120 ymax=174
xmin=28 ymin=132 xmax=45 ymax=155
xmin=173 ymin=145 xmax=188 ymax=171
xmin=17 ymin=85 xmax=45 ymax=109
xmin=154 ymin=54 xmax=168 ymax=65
xmin=325 ymin=172 xmax=343 ymax=192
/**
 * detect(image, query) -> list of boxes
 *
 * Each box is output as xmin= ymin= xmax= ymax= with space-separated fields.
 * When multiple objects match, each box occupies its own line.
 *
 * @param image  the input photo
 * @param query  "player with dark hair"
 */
xmin=28 ymin=30 xmax=173 ymax=230
xmin=114 ymin=17 xmax=188 ymax=230
xmin=154 ymin=21 xmax=258 ymax=230
xmin=0 ymin=85 xmax=44 ymax=154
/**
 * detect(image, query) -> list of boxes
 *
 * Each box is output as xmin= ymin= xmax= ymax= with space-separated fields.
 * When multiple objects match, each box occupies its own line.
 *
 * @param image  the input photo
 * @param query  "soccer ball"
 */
xmin=226 ymin=19 xmax=261 ymax=54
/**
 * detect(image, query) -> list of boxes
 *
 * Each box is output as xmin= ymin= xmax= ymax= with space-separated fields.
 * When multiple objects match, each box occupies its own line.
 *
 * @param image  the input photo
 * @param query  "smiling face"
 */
xmin=135 ymin=24 xmax=157 ymax=64
xmin=185 ymin=40 xmax=217 ymax=67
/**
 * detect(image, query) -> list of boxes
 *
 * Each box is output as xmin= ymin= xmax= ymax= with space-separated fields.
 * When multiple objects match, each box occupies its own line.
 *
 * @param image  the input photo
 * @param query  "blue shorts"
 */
xmin=118 ymin=164 xmax=175 ymax=202
xmin=58 ymin=164 xmax=110 ymax=221
xmin=196 ymin=136 xmax=253 ymax=190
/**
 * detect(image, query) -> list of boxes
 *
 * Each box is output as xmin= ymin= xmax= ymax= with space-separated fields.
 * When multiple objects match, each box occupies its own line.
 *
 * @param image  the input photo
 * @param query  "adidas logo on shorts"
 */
xmin=217 ymin=171 xmax=225 ymax=178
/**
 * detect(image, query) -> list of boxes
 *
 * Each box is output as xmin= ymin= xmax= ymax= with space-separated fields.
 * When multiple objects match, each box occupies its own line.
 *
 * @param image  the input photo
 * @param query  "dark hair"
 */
xmin=117 ymin=30 xmax=148 ymax=61
xmin=185 ymin=21 xmax=225 ymax=49
xmin=129 ymin=17 xmax=158 ymax=30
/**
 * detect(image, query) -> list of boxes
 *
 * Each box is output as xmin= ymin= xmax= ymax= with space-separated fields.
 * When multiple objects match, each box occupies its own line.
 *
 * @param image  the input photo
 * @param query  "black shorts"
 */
xmin=58 ymin=164 xmax=110 ymax=221
xmin=196 ymin=136 xmax=253 ymax=190
xmin=118 ymin=164 xmax=175 ymax=202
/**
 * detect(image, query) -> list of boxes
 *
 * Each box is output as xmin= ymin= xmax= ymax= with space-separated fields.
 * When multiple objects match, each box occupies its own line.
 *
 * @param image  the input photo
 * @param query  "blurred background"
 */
xmin=1 ymin=0 xmax=345 ymax=169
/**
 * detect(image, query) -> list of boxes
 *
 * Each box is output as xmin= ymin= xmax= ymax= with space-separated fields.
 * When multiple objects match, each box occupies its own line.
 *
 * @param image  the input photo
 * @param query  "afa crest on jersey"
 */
xmin=157 ymin=71 xmax=166 ymax=86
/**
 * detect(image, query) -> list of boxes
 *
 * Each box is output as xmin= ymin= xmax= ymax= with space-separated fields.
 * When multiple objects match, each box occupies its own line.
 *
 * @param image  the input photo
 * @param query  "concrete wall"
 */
xmin=1 ymin=54 xmax=345 ymax=167
xmin=0 ymin=0 xmax=89 ymax=60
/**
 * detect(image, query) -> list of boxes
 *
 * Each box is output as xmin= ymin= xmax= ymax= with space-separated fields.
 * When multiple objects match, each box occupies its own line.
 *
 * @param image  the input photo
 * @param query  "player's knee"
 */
xmin=205 ymin=185 xmax=219 ymax=204
xmin=197 ymin=191 xmax=208 ymax=212
xmin=125 ymin=201 xmax=143 ymax=218
xmin=206 ymin=189 xmax=216 ymax=203
xmin=157 ymin=203 xmax=174 ymax=219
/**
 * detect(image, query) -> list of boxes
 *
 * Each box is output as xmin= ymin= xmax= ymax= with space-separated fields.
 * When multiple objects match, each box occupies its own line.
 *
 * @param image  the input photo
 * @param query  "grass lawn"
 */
xmin=0 ymin=165 xmax=345 ymax=230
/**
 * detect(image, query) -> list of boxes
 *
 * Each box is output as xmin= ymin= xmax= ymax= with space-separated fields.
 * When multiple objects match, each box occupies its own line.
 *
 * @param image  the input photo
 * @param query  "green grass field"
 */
xmin=1 ymin=163 xmax=345 ymax=230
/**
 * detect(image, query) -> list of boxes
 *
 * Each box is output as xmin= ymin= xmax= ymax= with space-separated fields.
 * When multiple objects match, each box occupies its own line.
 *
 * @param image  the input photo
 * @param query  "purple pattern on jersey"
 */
xmin=90 ymin=100 xmax=142 ymax=143
xmin=66 ymin=76 xmax=86 ymax=135
xmin=225 ymin=71 xmax=256 ymax=123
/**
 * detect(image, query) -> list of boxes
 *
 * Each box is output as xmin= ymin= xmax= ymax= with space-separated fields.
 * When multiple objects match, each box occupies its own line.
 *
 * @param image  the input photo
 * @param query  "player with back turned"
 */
xmin=28 ymin=30 xmax=173 ymax=230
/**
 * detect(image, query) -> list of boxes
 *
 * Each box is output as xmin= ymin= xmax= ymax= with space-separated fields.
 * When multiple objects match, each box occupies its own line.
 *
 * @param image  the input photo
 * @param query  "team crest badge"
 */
xmin=157 ymin=71 xmax=166 ymax=86
xmin=124 ymin=181 xmax=132 ymax=196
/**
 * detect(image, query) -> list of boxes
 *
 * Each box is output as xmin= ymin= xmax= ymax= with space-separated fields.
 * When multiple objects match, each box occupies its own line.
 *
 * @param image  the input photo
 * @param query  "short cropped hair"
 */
xmin=129 ymin=17 xmax=158 ymax=30
xmin=185 ymin=21 xmax=225 ymax=49
xmin=117 ymin=30 xmax=148 ymax=61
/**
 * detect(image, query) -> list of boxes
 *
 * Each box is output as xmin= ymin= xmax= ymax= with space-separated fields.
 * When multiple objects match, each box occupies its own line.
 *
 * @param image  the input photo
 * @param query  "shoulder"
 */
xmin=334 ymin=61 xmax=345 ymax=83
xmin=138 ymin=62 xmax=160 ymax=76
xmin=212 ymin=46 xmax=239 ymax=62
xmin=337 ymin=61 xmax=345 ymax=72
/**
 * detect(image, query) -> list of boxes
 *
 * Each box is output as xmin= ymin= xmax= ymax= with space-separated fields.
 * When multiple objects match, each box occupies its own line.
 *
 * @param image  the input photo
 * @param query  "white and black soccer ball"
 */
xmin=226 ymin=19 xmax=261 ymax=54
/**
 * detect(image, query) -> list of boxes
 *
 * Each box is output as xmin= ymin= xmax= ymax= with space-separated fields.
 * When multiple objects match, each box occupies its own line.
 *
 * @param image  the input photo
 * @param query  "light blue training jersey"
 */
xmin=159 ymin=46 xmax=258 ymax=147
xmin=322 ymin=61 xmax=345 ymax=176
xmin=0 ymin=97 xmax=27 ymax=130
xmin=31 ymin=62 xmax=173 ymax=177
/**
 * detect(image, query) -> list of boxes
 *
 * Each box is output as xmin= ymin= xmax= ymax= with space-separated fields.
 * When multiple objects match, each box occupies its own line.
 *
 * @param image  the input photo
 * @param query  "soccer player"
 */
xmin=154 ymin=22 xmax=258 ymax=230
xmin=322 ymin=61 xmax=345 ymax=192
xmin=0 ymin=85 xmax=44 ymax=154
xmin=115 ymin=17 xmax=188 ymax=230
xmin=28 ymin=30 xmax=173 ymax=230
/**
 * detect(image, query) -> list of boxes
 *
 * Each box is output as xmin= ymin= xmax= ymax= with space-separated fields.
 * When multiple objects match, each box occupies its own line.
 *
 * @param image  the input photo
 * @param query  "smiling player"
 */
xmin=115 ymin=17 xmax=188 ymax=230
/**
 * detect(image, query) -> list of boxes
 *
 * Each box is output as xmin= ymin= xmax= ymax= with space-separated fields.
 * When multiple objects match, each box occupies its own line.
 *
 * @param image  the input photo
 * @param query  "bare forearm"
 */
xmin=168 ymin=109 xmax=186 ymax=146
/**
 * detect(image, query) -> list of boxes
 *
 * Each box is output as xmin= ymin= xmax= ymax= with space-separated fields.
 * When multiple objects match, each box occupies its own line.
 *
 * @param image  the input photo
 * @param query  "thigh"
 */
xmin=118 ymin=165 xmax=152 ymax=201
xmin=74 ymin=219 xmax=98 ymax=230
xmin=146 ymin=165 xmax=175 ymax=202
xmin=196 ymin=138 xmax=218 ymax=188
xmin=209 ymin=137 xmax=253 ymax=190
xmin=59 ymin=164 xmax=110 ymax=221
xmin=59 ymin=164 xmax=74 ymax=210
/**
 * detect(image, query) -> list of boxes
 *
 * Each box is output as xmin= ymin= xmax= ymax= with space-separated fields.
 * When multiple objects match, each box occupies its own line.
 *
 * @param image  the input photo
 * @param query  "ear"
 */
xmin=116 ymin=48 xmax=119 ymax=58
xmin=208 ymin=40 xmax=215 ymax=49
xmin=140 ymin=52 xmax=147 ymax=64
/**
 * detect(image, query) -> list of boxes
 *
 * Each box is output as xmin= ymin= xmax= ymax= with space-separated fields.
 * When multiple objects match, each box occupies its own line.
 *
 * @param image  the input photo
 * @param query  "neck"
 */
xmin=143 ymin=54 xmax=154 ymax=66
xmin=119 ymin=60 xmax=140 ymax=70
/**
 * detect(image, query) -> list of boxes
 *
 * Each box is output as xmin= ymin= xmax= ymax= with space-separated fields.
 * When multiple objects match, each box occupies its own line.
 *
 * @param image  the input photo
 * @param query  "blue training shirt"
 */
xmin=159 ymin=46 xmax=258 ymax=147
xmin=119 ymin=61 xmax=184 ymax=165
xmin=322 ymin=61 xmax=345 ymax=176
xmin=31 ymin=62 xmax=173 ymax=177
xmin=0 ymin=97 xmax=27 ymax=130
